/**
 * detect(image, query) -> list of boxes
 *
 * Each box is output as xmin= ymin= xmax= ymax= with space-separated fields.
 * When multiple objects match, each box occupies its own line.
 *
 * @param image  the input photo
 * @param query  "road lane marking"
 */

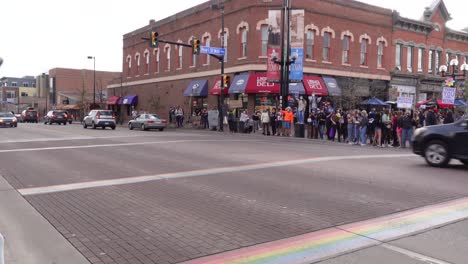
xmin=380 ymin=244 xmax=453 ymax=264
xmin=18 ymin=154 xmax=416 ymax=196
xmin=182 ymin=197 xmax=468 ymax=264
xmin=0 ymin=139 xmax=248 ymax=153
xmin=0 ymin=133 xmax=209 ymax=144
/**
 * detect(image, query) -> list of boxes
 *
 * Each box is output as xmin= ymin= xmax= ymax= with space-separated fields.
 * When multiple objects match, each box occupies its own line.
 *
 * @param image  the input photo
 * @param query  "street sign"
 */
xmin=200 ymin=46 xmax=225 ymax=56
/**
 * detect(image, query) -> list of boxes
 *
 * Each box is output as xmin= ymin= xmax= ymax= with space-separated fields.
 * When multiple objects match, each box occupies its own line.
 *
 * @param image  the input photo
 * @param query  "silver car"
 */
xmin=83 ymin=110 xmax=116 ymax=130
xmin=128 ymin=114 xmax=167 ymax=131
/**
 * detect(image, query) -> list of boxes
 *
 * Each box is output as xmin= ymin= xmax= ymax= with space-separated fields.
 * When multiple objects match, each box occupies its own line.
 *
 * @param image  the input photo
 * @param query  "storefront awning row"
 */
xmin=228 ymin=73 xmax=341 ymax=96
xmin=117 ymin=95 xmax=138 ymax=105
xmin=183 ymin=74 xmax=342 ymax=97
xmin=107 ymin=96 xmax=121 ymax=105
xmin=183 ymin=80 xmax=208 ymax=97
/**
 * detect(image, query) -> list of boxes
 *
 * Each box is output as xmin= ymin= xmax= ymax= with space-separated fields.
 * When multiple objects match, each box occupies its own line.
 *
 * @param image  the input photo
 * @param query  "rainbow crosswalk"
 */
xmin=183 ymin=197 xmax=468 ymax=264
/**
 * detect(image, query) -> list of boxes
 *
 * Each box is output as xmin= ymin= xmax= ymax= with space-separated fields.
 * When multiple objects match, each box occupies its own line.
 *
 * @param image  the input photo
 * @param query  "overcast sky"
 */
xmin=0 ymin=0 xmax=466 ymax=78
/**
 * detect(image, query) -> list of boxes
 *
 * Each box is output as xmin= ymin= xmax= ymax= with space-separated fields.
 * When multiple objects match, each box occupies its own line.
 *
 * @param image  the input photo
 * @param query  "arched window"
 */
xmin=153 ymin=49 xmax=160 ymax=74
xmin=177 ymin=42 xmax=183 ymax=69
xmin=165 ymin=45 xmax=171 ymax=71
xmin=323 ymin=32 xmax=331 ymax=62
xmin=144 ymin=50 xmax=150 ymax=74
xmin=376 ymin=37 xmax=387 ymax=69
xmin=126 ymin=55 xmax=132 ymax=77
xmin=240 ymin=27 xmax=248 ymax=57
xmin=203 ymin=35 xmax=211 ymax=65
xmin=135 ymin=53 xmax=140 ymax=75
xmin=377 ymin=41 xmax=385 ymax=68
xmin=342 ymin=35 xmax=351 ymax=64
xmin=260 ymin=24 xmax=268 ymax=56
xmin=306 ymin=30 xmax=316 ymax=60
xmin=360 ymin=40 xmax=368 ymax=66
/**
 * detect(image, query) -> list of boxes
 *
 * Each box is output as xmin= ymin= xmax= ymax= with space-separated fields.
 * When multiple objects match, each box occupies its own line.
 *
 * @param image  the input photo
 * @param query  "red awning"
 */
xmin=107 ymin=96 xmax=121 ymax=105
xmin=303 ymin=76 xmax=329 ymax=96
xmin=210 ymin=78 xmax=228 ymax=95
xmin=245 ymin=73 xmax=280 ymax=94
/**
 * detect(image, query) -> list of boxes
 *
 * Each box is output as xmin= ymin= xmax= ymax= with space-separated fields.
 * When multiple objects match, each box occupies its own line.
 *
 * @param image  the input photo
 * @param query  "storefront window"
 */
xmin=255 ymin=95 xmax=277 ymax=112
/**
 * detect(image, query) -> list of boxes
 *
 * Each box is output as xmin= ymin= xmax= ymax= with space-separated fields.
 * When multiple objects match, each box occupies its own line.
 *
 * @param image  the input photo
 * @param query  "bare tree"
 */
xmin=76 ymin=70 xmax=89 ymax=120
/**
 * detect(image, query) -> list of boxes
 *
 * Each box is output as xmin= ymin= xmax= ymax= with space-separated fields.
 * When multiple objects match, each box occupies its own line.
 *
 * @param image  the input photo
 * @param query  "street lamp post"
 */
xmin=439 ymin=59 xmax=468 ymax=111
xmin=211 ymin=0 xmax=225 ymax=131
xmin=439 ymin=59 xmax=468 ymax=79
xmin=87 ymin=56 xmax=96 ymax=109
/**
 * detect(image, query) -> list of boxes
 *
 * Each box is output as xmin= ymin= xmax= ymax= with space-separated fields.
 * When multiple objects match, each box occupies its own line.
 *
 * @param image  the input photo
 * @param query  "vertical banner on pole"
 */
xmin=289 ymin=9 xmax=304 ymax=82
xmin=267 ymin=10 xmax=282 ymax=83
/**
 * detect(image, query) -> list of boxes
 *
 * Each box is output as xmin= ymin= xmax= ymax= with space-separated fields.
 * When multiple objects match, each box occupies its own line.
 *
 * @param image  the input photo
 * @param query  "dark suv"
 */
xmin=412 ymin=116 xmax=468 ymax=167
xmin=44 ymin=110 xmax=69 ymax=125
xmin=21 ymin=109 xmax=39 ymax=123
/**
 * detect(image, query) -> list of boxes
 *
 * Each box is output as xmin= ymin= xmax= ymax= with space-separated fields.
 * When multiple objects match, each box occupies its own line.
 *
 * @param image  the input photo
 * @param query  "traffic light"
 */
xmin=222 ymin=74 xmax=230 ymax=88
xmin=151 ymin=32 xmax=159 ymax=47
xmin=192 ymin=38 xmax=200 ymax=55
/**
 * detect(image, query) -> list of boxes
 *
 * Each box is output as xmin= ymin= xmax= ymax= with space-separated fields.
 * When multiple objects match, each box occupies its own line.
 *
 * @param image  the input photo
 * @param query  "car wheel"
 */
xmin=63 ymin=122 xmax=67 ymax=126
xmin=128 ymin=123 xmax=133 ymax=130
xmin=159 ymin=128 xmax=164 ymax=131
xmin=92 ymin=122 xmax=96 ymax=129
xmin=111 ymin=126 xmax=116 ymax=130
xmin=83 ymin=122 xmax=87 ymax=129
xmin=141 ymin=124 xmax=146 ymax=131
xmin=424 ymin=140 xmax=450 ymax=167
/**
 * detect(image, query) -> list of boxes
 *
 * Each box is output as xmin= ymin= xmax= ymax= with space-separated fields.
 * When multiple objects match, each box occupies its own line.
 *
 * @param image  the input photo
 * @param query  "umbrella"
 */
xmin=360 ymin=97 xmax=388 ymax=106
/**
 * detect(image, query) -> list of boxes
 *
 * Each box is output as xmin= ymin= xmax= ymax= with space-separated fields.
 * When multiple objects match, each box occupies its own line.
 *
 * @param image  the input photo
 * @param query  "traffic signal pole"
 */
xmin=219 ymin=6 xmax=225 ymax=132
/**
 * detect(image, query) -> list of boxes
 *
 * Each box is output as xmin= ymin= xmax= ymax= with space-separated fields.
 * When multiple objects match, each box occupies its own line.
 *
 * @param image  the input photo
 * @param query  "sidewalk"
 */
xmin=0 ymin=176 xmax=88 ymax=264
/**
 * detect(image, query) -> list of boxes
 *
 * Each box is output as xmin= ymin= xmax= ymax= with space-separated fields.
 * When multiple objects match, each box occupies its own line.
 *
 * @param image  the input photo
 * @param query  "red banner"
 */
xmin=267 ymin=48 xmax=281 ymax=83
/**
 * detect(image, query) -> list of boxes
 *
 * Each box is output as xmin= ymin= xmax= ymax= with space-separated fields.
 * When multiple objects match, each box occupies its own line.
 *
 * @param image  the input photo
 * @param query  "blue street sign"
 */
xmin=200 ymin=46 xmax=226 ymax=56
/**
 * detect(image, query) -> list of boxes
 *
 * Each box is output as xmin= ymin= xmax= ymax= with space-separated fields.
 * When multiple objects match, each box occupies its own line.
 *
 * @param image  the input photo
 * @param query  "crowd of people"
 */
xmin=223 ymin=105 xmax=466 ymax=148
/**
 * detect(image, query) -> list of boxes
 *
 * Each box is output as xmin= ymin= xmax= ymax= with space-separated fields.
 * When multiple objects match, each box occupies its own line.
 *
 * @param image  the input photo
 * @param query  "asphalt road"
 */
xmin=0 ymin=122 xmax=467 ymax=264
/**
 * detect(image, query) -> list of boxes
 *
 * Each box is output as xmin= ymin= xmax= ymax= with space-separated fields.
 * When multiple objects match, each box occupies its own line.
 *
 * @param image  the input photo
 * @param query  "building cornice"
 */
xmin=393 ymin=12 xmax=434 ymax=35
xmin=446 ymin=28 xmax=468 ymax=44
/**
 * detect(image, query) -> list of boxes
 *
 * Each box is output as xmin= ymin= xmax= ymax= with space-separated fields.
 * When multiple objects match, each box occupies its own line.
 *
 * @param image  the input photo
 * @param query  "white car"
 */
xmin=83 ymin=110 xmax=116 ymax=130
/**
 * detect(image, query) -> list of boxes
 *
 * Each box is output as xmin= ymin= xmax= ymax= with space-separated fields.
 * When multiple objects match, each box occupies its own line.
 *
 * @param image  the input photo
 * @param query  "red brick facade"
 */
xmin=109 ymin=0 xmax=468 ymax=120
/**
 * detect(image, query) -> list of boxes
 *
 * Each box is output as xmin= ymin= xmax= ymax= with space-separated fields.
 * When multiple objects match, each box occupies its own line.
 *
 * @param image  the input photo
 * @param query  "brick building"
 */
xmin=389 ymin=0 xmax=468 ymax=104
xmin=47 ymin=68 xmax=121 ymax=119
xmin=109 ymin=0 xmax=468 ymax=121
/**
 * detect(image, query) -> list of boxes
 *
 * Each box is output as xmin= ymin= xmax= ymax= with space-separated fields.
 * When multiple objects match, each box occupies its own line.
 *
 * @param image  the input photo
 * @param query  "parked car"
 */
xmin=83 ymin=110 xmax=116 ymax=130
xmin=0 ymin=112 xmax=17 ymax=127
xmin=63 ymin=111 xmax=74 ymax=124
xmin=20 ymin=109 xmax=39 ymax=123
xmin=44 ymin=110 xmax=68 ymax=125
xmin=412 ymin=117 xmax=468 ymax=167
xmin=128 ymin=114 xmax=167 ymax=131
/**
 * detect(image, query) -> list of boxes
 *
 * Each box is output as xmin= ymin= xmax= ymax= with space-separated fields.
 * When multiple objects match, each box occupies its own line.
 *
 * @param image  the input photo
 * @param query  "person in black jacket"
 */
xmin=425 ymin=108 xmax=437 ymax=126
xmin=443 ymin=110 xmax=454 ymax=124
xmin=401 ymin=111 xmax=416 ymax=148
xmin=270 ymin=108 xmax=277 ymax=136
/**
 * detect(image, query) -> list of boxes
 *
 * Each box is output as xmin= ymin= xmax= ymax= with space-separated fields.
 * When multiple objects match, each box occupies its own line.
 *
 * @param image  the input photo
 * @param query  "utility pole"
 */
xmin=280 ymin=0 xmax=292 ymax=110
xmin=219 ymin=5 xmax=225 ymax=131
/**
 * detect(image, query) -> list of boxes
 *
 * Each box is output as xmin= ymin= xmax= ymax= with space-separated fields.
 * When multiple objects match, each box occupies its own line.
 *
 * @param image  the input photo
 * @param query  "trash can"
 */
xmin=294 ymin=123 xmax=305 ymax=138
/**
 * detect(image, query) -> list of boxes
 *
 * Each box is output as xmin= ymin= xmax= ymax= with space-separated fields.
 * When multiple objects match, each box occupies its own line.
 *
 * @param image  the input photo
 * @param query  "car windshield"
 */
xmin=98 ymin=111 xmax=113 ymax=115
xmin=0 ymin=113 xmax=14 ymax=117
xmin=148 ymin=114 xmax=160 ymax=120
